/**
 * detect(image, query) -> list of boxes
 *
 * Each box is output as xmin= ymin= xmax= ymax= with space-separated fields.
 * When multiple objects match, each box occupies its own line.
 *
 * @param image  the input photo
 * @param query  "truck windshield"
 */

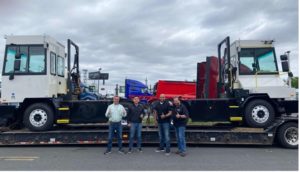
xmin=3 ymin=45 xmax=45 ymax=75
xmin=239 ymin=48 xmax=278 ymax=75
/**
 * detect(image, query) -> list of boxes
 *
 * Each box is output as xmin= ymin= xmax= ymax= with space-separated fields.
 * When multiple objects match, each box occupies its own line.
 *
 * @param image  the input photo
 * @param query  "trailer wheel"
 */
xmin=23 ymin=103 xmax=54 ymax=131
xmin=244 ymin=99 xmax=275 ymax=128
xmin=277 ymin=122 xmax=298 ymax=149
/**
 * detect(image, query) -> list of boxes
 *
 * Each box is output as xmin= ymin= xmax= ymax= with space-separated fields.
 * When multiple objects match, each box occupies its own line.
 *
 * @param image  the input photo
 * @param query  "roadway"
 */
xmin=0 ymin=145 xmax=298 ymax=171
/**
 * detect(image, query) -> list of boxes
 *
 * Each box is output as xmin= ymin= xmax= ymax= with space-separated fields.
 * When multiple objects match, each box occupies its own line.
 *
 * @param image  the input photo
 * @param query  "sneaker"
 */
xmin=104 ymin=150 xmax=111 ymax=155
xmin=165 ymin=151 xmax=171 ymax=156
xmin=138 ymin=148 xmax=143 ymax=153
xmin=155 ymin=148 xmax=164 ymax=152
xmin=118 ymin=149 xmax=126 ymax=154
xmin=127 ymin=149 xmax=132 ymax=154
xmin=179 ymin=152 xmax=186 ymax=157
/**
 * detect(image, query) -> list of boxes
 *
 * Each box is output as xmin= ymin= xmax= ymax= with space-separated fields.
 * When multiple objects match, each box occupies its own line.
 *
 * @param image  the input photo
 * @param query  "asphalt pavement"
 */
xmin=0 ymin=145 xmax=298 ymax=171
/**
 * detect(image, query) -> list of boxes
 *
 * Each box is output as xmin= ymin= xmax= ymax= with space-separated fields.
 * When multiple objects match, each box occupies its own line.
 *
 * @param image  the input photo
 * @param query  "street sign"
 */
xmin=88 ymin=72 xmax=109 ymax=80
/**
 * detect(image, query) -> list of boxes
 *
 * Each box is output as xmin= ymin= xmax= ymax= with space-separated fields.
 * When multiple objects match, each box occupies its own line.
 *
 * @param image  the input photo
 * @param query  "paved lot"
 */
xmin=0 ymin=146 xmax=298 ymax=171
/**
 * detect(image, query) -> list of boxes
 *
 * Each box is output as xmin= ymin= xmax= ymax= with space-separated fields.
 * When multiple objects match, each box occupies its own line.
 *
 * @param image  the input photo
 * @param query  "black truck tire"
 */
xmin=277 ymin=122 xmax=298 ymax=149
xmin=23 ymin=103 xmax=54 ymax=131
xmin=244 ymin=99 xmax=275 ymax=128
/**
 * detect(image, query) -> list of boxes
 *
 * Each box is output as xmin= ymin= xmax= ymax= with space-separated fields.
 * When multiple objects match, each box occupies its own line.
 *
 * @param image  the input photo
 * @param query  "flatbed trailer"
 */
xmin=0 ymin=115 xmax=297 ymax=148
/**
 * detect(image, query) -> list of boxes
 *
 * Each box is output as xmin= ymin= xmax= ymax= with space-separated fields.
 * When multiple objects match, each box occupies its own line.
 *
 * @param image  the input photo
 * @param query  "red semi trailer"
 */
xmin=148 ymin=80 xmax=196 ymax=103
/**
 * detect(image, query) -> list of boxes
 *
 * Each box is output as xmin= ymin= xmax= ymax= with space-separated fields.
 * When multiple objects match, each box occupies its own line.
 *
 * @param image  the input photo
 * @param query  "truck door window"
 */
xmin=57 ymin=56 xmax=65 ymax=77
xmin=4 ymin=46 xmax=17 ymax=74
xmin=239 ymin=49 xmax=255 ymax=74
xmin=4 ymin=46 xmax=28 ymax=74
xmin=29 ymin=46 xmax=45 ymax=73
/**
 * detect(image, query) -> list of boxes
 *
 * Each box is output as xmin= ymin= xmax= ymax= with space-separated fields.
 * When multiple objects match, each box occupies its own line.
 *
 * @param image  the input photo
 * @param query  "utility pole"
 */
xmin=149 ymin=84 xmax=152 ymax=93
xmin=145 ymin=77 xmax=148 ymax=88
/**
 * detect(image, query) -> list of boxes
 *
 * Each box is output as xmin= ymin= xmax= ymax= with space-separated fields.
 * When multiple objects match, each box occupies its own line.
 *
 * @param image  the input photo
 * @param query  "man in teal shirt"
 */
xmin=104 ymin=96 xmax=127 ymax=154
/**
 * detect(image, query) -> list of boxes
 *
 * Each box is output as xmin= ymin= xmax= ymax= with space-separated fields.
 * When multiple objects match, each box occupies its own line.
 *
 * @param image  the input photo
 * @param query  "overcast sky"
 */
xmin=0 ymin=0 xmax=298 ymax=88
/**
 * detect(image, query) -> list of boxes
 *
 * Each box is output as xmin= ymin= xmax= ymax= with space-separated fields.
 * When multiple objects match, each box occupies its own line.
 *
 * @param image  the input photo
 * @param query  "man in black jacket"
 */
xmin=172 ymin=97 xmax=189 ymax=157
xmin=127 ymin=97 xmax=145 ymax=153
xmin=153 ymin=94 xmax=173 ymax=156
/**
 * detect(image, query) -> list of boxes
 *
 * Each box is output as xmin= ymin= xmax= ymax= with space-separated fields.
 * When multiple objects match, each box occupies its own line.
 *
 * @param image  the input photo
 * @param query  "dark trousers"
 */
xmin=129 ymin=123 xmax=142 ymax=150
xmin=158 ymin=122 xmax=170 ymax=152
xmin=175 ymin=125 xmax=186 ymax=153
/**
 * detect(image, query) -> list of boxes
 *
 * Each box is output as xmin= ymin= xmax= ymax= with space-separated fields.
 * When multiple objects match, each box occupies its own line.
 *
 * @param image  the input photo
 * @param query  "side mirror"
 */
xmin=14 ymin=53 xmax=21 ymax=71
xmin=280 ymin=54 xmax=290 ymax=72
xmin=280 ymin=55 xmax=288 ymax=61
xmin=281 ymin=61 xmax=290 ymax=72
xmin=14 ymin=59 xmax=21 ymax=71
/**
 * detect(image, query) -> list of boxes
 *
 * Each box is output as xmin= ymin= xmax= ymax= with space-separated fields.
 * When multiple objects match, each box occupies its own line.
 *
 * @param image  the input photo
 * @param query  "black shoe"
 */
xmin=155 ymin=148 xmax=164 ymax=152
xmin=118 ymin=149 xmax=126 ymax=154
xmin=104 ymin=150 xmax=111 ymax=155
xmin=179 ymin=152 xmax=186 ymax=157
xmin=138 ymin=148 xmax=143 ymax=153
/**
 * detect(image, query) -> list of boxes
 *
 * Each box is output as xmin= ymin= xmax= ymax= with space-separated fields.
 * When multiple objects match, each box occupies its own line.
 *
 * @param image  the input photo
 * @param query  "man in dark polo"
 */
xmin=172 ymin=97 xmax=189 ymax=157
xmin=153 ymin=94 xmax=172 ymax=156
xmin=127 ymin=96 xmax=145 ymax=153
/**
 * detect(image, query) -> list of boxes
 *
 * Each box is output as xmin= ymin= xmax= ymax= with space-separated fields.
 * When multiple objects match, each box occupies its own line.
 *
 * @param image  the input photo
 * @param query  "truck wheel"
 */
xmin=277 ymin=122 xmax=298 ymax=149
xmin=23 ymin=103 xmax=54 ymax=131
xmin=244 ymin=99 xmax=275 ymax=128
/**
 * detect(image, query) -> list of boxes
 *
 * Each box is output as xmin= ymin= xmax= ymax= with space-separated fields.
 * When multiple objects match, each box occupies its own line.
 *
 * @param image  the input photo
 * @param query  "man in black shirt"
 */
xmin=172 ymin=97 xmax=189 ymax=157
xmin=153 ymin=94 xmax=172 ymax=156
xmin=127 ymin=97 xmax=145 ymax=153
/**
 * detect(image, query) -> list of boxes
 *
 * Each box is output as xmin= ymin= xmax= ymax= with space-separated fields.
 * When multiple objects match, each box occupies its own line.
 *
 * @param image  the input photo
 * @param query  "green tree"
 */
xmin=291 ymin=77 xmax=298 ymax=88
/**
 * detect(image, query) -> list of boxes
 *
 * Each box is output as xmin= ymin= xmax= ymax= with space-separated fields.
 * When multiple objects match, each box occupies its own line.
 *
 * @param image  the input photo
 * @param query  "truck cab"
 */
xmin=1 ymin=35 xmax=67 ymax=104
xmin=189 ymin=37 xmax=298 ymax=128
xmin=0 ymin=35 xmax=112 ymax=131
xmin=229 ymin=40 xmax=296 ymax=100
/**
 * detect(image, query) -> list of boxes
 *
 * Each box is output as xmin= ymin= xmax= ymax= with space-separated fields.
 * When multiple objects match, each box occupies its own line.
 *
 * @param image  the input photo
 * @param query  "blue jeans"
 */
xmin=129 ymin=123 xmax=142 ymax=150
xmin=175 ymin=126 xmax=186 ymax=153
xmin=107 ymin=122 xmax=123 ymax=151
xmin=158 ymin=122 xmax=170 ymax=152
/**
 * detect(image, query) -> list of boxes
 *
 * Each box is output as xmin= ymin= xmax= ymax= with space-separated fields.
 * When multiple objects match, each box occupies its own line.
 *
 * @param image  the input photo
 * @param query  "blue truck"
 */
xmin=79 ymin=83 xmax=99 ymax=100
xmin=123 ymin=79 xmax=152 ymax=104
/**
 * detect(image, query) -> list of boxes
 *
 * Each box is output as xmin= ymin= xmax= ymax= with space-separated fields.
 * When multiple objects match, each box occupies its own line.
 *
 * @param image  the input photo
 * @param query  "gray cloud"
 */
xmin=0 ymin=0 xmax=298 ymax=88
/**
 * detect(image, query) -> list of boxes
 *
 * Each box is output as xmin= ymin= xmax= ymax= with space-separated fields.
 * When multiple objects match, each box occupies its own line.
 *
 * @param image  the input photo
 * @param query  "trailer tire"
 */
xmin=277 ymin=122 xmax=298 ymax=149
xmin=244 ymin=99 xmax=275 ymax=128
xmin=23 ymin=103 xmax=54 ymax=131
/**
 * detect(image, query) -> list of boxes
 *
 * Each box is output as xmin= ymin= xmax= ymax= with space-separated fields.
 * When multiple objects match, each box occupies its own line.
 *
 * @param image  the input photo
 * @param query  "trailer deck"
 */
xmin=0 ymin=125 xmax=276 ymax=146
xmin=0 ymin=115 xmax=297 ymax=147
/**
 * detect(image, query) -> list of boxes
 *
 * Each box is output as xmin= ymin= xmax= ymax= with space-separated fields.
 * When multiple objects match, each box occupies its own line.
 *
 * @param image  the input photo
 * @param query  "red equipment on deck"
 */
xmin=149 ymin=80 xmax=196 ymax=103
xmin=196 ymin=56 xmax=219 ymax=99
